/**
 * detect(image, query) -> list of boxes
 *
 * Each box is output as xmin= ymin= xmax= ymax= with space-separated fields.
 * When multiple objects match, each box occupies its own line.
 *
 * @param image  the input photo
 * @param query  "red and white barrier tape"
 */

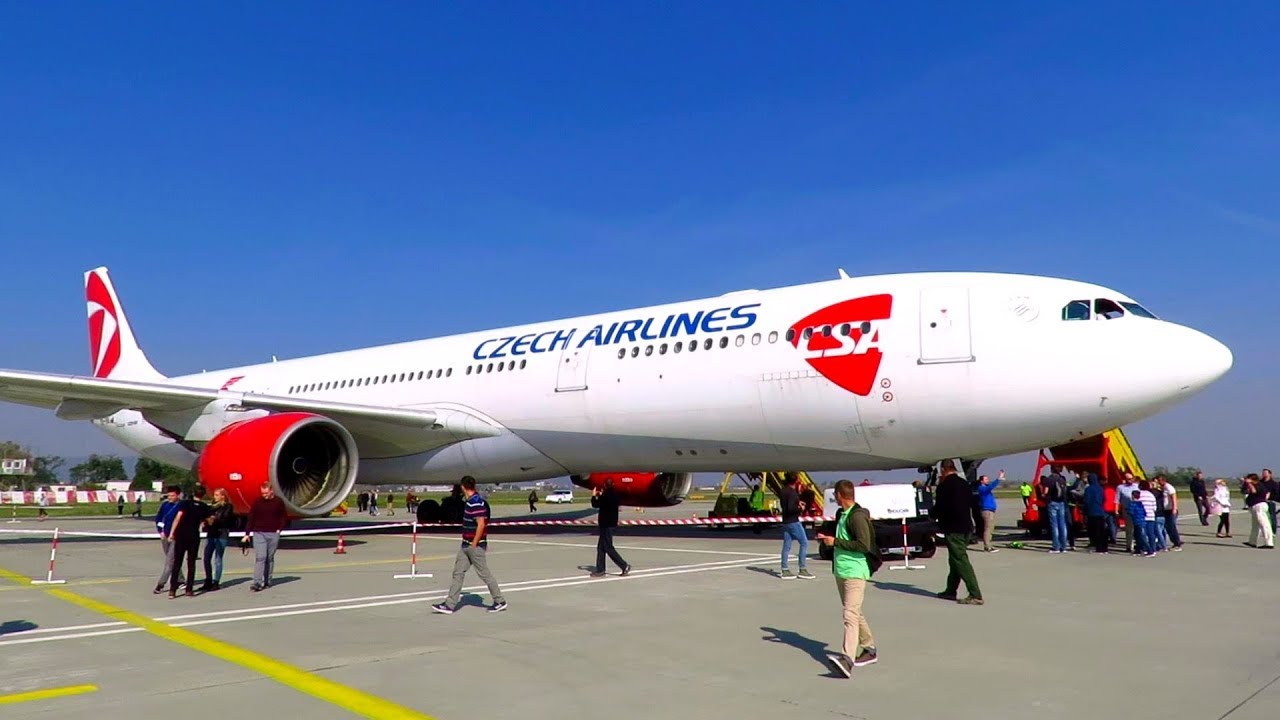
xmin=0 ymin=515 xmax=825 ymax=540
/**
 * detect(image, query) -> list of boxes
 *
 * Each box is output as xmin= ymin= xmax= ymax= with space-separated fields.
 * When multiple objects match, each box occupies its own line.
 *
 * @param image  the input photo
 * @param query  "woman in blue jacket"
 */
xmin=977 ymin=471 xmax=1003 ymax=552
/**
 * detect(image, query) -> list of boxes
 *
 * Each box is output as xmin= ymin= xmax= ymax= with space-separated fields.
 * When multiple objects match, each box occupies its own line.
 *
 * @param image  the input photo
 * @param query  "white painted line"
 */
xmin=1 ymin=556 xmax=775 ymax=646
xmin=413 ymin=534 xmax=768 ymax=556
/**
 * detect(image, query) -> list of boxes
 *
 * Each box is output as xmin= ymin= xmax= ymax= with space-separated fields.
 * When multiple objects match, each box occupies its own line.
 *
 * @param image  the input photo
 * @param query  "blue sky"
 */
xmin=0 ymin=4 xmax=1275 ymax=477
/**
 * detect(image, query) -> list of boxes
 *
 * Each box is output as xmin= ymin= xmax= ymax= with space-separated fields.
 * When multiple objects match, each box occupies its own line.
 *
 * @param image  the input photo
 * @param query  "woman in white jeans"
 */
xmin=1244 ymin=474 xmax=1275 ymax=549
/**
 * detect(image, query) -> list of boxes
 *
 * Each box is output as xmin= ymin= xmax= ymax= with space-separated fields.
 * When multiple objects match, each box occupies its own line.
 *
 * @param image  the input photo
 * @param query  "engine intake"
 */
xmin=198 ymin=412 xmax=359 ymax=517
xmin=570 ymin=472 xmax=693 ymax=507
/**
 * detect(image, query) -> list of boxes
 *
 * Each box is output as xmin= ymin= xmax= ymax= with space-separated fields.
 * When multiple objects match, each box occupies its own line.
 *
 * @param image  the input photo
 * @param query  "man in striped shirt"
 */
xmin=434 ymin=476 xmax=508 ymax=614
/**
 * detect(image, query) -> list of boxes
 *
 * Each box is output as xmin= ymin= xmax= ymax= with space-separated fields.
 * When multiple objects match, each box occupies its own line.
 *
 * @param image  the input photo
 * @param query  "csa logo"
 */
xmin=788 ymin=294 xmax=893 ymax=396
xmin=85 ymin=271 xmax=121 ymax=379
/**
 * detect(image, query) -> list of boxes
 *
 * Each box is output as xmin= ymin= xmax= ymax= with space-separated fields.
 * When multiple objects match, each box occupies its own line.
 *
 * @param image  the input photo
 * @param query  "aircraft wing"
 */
xmin=0 ymin=369 xmax=502 ymax=455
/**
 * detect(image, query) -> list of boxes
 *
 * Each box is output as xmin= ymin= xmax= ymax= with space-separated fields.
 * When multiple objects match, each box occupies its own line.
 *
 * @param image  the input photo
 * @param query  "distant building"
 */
xmin=105 ymin=481 xmax=132 ymax=493
xmin=0 ymin=458 xmax=31 ymax=476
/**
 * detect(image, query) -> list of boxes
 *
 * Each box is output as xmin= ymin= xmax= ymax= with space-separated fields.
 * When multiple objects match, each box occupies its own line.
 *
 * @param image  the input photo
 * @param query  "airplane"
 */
xmin=0 ymin=267 xmax=1232 ymax=519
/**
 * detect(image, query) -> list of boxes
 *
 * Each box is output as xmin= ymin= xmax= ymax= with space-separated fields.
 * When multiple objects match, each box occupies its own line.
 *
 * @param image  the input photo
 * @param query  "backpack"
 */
xmin=844 ymin=506 xmax=883 ymax=575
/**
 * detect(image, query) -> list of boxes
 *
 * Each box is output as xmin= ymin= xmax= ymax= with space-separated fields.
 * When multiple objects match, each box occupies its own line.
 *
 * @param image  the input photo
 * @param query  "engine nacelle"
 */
xmin=197 ymin=412 xmax=359 ymax=517
xmin=570 ymin=472 xmax=693 ymax=507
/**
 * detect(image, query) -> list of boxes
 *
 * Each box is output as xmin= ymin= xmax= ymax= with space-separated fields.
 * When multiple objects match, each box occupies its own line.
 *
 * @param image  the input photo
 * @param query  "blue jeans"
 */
xmin=204 ymin=536 xmax=228 ymax=584
xmin=1164 ymin=511 xmax=1182 ymax=548
xmin=1106 ymin=514 xmax=1118 ymax=543
xmin=780 ymin=521 xmax=808 ymax=570
xmin=1130 ymin=517 xmax=1147 ymax=554
xmin=1153 ymin=517 xmax=1167 ymax=550
xmin=1047 ymin=502 xmax=1068 ymax=551
xmin=1145 ymin=521 xmax=1161 ymax=553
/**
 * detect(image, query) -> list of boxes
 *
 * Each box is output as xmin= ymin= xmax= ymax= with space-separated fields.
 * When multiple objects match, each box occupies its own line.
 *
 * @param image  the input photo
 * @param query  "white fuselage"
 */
xmin=96 ymin=272 xmax=1232 ymax=484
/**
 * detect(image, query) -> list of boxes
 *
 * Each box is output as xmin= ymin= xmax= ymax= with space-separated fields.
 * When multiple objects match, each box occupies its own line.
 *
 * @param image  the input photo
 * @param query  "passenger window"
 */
xmin=735 ymin=335 xmax=745 ymax=347
xmin=1061 ymin=300 xmax=1091 ymax=321
xmin=822 ymin=325 xmax=832 ymax=337
xmin=645 ymin=346 xmax=654 ymax=356
xmin=688 ymin=341 xmax=697 ymax=353
xmin=467 ymin=366 xmax=473 ymax=375
xmin=768 ymin=331 xmax=778 ymax=344
xmin=704 ymin=338 xmax=713 ymax=350
xmin=618 ymin=349 xmax=625 ymax=359
xmin=487 ymin=363 xmax=493 ymax=373
xmin=518 ymin=360 xmax=525 ymax=370
xmin=751 ymin=333 xmax=761 ymax=345
xmin=674 ymin=341 xmax=683 ymax=353
xmin=803 ymin=328 xmax=813 ymax=340
xmin=659 ymin=343 xmax=668 ymax=355
xmin=631 ymin=347 xmax=639 ymax=358
xmin=446 ymin=368 xmax=452 ymax=377
xmin=1094 ymin=298 xmax=1125 ymax=320
xmin=840 ymin=323 xmax=850 ymax=336
xmin=785 ymin=328 xmax=796 ymax=343
xmin=719 ymin=337 xmax=729 ymax=349
xmin=497 ymin=363 xmax=503 ymax=372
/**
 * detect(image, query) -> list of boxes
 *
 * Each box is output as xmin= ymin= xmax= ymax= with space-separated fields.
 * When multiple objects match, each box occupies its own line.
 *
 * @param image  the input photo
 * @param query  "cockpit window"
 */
xmin=1062 ymin=300 xmax=1090 ymax=321
xmin=1094 ymin=298 xmax=1125 ymax=320
xmin=1121 ymin=302 xmax=1158 ymax=319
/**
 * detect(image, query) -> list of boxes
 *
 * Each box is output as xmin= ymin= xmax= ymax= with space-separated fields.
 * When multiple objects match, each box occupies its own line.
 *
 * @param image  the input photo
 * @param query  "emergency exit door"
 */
xmin=918 ymin=287 xmax=974 ymax=364
xmin=555 ymin=344 xmax=591 ymax=392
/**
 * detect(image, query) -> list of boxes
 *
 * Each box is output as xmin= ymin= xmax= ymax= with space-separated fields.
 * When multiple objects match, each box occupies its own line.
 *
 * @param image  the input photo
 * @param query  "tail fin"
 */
xmin=84 ymin=267 xmax=165 ymax=381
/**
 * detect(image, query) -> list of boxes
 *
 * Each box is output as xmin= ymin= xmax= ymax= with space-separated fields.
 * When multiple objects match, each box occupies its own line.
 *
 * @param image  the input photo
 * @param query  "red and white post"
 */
xmin=393 ymin=522 xmax=432 ymax=579
xmin=889 ymin=517 xmax=925 ymax=571
xmin=32 ymin=527 xmax=68 ymax=584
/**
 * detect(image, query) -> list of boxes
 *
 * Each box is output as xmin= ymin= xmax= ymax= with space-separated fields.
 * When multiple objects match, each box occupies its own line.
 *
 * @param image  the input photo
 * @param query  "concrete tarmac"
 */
xmin=0 ymin=503 xmax=1275 ymax=720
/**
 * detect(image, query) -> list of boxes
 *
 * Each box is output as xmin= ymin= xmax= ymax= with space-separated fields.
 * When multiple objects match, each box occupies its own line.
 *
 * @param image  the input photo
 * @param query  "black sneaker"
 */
xmin=431 ymin=603 xmax=454 ymax=614
xmin=620 ymin=565 xmax=631 ymax=576
xmin=590 ymin=571 xmax=606 ymax=578
xmin=488 ymin=601 xmax=508 ymax=613
xmin=827 ymin=653 xmax=853 ymax=678
xmin=936 ymin=591 xmax=958 ymax=600
xmin=853 ymin=648 xmax=878 ymax=667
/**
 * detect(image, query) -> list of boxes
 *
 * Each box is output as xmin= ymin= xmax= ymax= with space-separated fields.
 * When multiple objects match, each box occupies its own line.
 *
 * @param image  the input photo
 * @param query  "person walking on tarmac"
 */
xmin=930 ymin=460 xmax=983 ymax=605
xmin=201 ymin=487 xmax=235 ymax=592
xmin=433 ymin=476 xmax=508 ymax=614
xmin=590 ymin=479 xmax=630 ymax=577
xmin=1190 ymin=471 xmax=1210 ymax=526
xmin=167 ymin=486 xmax=210 ymax=598
xmin=1019 ymin=480 xmax=1033 ymax=508
xmin=816 ymin=479 xmax=881 ymax=677
xmin=778 ymin=474 xmax=815 ymax=580
xmin=528 ymin=489 xmax=538 ymax=513
xmin=153 ymin=486 xmax=183 ymax=594
xmin=242 ymin=482 xmax=289 ymax=592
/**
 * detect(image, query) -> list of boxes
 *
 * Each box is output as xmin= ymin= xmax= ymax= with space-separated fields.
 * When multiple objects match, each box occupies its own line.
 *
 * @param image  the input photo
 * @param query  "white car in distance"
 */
xmin=545 ymin=490 xmax=574 ymax=504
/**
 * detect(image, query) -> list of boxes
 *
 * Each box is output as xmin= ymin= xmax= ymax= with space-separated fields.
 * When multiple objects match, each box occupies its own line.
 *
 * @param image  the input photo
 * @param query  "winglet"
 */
xmin=84 ymin=267 xmax=165 ymax=381
xmin=837 ymin=268 xmax=850 ymax=280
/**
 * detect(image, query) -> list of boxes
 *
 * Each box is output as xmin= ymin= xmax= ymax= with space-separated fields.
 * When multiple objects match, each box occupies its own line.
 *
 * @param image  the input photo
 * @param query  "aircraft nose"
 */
xmin=1176 ymin=327 xmax=1233 ymax=393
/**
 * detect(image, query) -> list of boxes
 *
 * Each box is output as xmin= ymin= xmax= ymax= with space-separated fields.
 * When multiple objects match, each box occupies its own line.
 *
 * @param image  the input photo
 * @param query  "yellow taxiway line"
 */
xmin=0 ymin=566 xmax=435 ymax=719
xmin=0 ymin=684 xmax=98 ymax=706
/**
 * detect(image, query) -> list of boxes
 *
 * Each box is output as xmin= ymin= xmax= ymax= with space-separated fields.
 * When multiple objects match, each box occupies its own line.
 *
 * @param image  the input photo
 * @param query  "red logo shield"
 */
xmin=788 ymin=294 xmax=893 ymax=396
xmin=86 ymin=272 xmax=121 ymax=379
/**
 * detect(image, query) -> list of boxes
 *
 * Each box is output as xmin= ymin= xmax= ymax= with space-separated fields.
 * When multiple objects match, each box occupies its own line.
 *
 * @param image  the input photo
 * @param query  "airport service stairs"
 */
xmin=1019 ymin=427 xmax=1146 ymax=535
xmin=709 ymin=470 xmax=824 ymax=522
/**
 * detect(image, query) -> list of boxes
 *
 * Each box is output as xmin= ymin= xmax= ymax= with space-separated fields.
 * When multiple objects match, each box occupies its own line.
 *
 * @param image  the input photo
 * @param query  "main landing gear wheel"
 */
xmin=416 ymin=499 xmax=441 ymax=524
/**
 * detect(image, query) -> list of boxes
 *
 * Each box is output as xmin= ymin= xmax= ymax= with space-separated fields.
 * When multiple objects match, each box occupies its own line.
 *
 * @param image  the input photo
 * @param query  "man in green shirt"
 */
xmin=1020 ymin=480 xmax=1033 ymax=508
xmin=817 ymin=479 xmax=880 ymax=677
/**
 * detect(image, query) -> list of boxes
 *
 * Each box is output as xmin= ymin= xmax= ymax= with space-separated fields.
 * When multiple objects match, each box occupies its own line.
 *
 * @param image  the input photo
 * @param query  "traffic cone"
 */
xmin=334 ymin=534 xmax=347 ymax=554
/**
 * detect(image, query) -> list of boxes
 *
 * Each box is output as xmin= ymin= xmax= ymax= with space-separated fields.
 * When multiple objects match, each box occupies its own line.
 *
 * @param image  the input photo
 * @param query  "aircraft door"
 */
xmin=555 ymin=343 xmax=591 ymax=392
xmin=918 ymin=287 xmax=974 ymax=364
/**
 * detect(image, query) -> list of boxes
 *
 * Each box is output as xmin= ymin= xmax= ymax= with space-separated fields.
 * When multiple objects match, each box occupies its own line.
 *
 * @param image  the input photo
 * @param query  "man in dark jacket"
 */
xmin=242 ymin=483 xmax=289 ymax=592
xmin=778 ymin=474 xmax=814 ymax=580
xmin=590 ymin=479 xmax=630 ymax=577
xmin=1189 ymin=471 xmax=1209 ymax=526
xmin=167 ymin=485 xmax=210 ymax=598
xmin=929 ymin=459 xmax=983 ymax=605
xmin=1083 ymin=474 xmax=1109 ymax=554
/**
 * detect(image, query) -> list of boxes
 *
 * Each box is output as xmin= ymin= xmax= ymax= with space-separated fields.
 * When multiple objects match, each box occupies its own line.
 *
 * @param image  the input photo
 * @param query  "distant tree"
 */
xmin=1149 ymin=465 xmax=1202 ymax=487
xmin=68 ymin=454 xmax=128 ymax=487
xmin=132 ymin=457 xmax=198 ymax=495
xmin=30 ymin=456 xmax=64 ymax=491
